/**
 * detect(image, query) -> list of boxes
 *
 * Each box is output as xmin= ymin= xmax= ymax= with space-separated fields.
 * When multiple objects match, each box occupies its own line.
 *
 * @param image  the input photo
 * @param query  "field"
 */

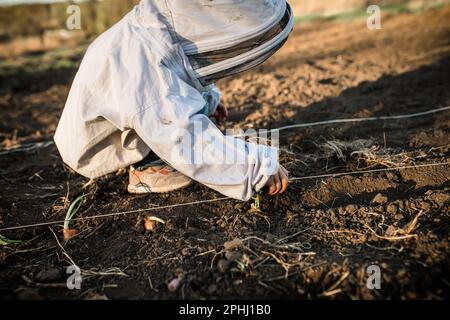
xmin=0 ymin=5 xmax=449 ymax=299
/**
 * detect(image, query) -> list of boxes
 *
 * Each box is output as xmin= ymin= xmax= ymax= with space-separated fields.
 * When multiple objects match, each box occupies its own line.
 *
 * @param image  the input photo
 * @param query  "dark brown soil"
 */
xmin=0 ymin=6 xmax=449 ymax=300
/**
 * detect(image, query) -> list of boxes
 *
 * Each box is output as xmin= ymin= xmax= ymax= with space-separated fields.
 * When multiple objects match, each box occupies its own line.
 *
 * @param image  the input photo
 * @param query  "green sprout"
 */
xmin=250 ymin=191 xmax=262 ymax=212
xmin=0 ymin=234 xmax=21 ymax=246
xmin=147 ymin=216 xmax=166 ymax=225
xmin=64 ymin=194 xmax=87 ymax=230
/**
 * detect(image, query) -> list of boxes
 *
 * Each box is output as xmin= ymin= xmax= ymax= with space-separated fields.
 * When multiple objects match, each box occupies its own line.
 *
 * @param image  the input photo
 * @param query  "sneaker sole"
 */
xmin=127 ymin=179 xmax=194 ymax=194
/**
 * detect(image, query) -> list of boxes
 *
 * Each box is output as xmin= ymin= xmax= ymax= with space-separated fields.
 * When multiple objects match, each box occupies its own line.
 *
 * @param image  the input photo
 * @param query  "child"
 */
xmin=54 ymin=0 xmax=293 ymax=201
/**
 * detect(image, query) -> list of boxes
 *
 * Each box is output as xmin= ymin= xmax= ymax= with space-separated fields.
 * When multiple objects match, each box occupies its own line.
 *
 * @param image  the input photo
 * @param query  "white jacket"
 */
xmin=54 ymin=0 xmax=289 ymax=201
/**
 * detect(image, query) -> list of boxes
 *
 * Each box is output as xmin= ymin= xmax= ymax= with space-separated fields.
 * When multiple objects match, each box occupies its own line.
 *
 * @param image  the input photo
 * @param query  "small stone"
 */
xmin=385 ymin=225 xmax=397 ymax=237
xmin=17 ymin=288 xmax=42 ymax=300
xmin=225 ymin=251 xmax=242 ymax=262
xmin=419 ymin=202 xmax=431 ymax=211
xmin=326 ymin=209 xmax=336 ymax=220
xmin=346 ymin=204 xmax=358 ymax=214
xmin=36 ymin=268 xmax=62 ymax=282
xmin=207 ymin=284 xmax=217 ymax=294
xmin=431 ymin=193 xmax=449 ymax=207
xmin=397 ymin=269 xmax=407 ymax=277
xmin=168 ymin=278 xmax=180 ymax=292
xmin=224 ymin=238 xmax=243 ymax=250
xmin=407 ymin=201 xmax=417 ymax=210
xmin=0 ymin=252 xmax=6 ymax=267
xmin=176 ymin=268 xmax=185 ymax=279
xmin=217 ymin=259 xmax=230 ymax=273
xmin=281 ymin=198 xmax=291 ymax=206
xmin=386 ymin=204 xmax=398 ymax=215
xmin=385 ymin=172 xmax=396 ymax=180
xmin=372 ymin=193 xmax=388 ymax=205
xmin=84 ymin=293 xmax=109 ymax=300
xmin=406 ymin=292 xmax=418 ymax=299
xmin=264 ymin=233 xmax=276 ymax=242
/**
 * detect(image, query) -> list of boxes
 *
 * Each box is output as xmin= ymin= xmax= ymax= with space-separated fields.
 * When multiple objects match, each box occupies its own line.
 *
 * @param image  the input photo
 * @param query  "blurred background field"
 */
xmin=1 ymin=0 xmax=449 ymax=58
xmin=0 ymin=0 xmax=448 ymax=84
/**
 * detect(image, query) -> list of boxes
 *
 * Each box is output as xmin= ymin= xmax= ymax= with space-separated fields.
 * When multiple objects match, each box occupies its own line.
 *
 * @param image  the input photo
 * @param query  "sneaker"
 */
xmin=128 ymin=160 xmax=193 ymax=194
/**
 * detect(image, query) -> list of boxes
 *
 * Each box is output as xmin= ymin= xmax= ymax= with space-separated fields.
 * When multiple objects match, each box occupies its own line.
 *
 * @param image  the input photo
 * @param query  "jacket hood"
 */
xmin=137 ymin=0 xmax=293 ymax=82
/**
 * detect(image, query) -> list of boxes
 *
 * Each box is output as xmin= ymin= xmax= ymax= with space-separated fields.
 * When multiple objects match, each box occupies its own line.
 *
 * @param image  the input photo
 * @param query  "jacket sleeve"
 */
xmin=130 ymin=62 xmax=279 ymax=201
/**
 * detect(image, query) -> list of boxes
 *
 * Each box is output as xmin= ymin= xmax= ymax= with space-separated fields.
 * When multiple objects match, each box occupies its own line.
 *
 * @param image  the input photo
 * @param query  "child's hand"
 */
xmin=266 ymin=165 xmax=289 ymax=195
xmin=213 ymin=103 xmax=228 ymax=124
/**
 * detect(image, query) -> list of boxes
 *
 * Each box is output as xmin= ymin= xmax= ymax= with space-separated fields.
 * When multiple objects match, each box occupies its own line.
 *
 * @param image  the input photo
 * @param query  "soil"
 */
xmin=1 ymin=6 xmax=449 ymax=300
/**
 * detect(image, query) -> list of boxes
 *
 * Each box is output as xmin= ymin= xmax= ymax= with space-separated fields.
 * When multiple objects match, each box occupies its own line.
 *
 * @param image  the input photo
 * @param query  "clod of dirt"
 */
xmin=36 ymin=267 xmax=62 ymax=282
xmin=217 ymin=259 xmax=231 ymax=273
xmin=346 ymin=204 xmax=358 ymax=214
xmin=387 ymin=204 xmax=398 ymax=215
xmin=16 ymin=288 xmax=42 ymax=300
xmin=326 ymin=209 xmax=337 ymax=220
xmin=104 ymin=281 xmax=146 ymax=299
xmin=0 ymin=252 xmax=6 ymax=266
xmin=385 ymin=225 xmax=397 ymax=237
xmin=207 ymin=284 xmax=217 ymax=294
xmin=264 ymin=233 xmax=277 ymax=242
xmin=181 ymin=247 xmax=190 ymax=256
xmin=225 ymin=250 xmax=243 ymax=262
xmin=84 ymin=292 xmax=109 ymax=300
xmin=372 ymin=193 xmax=388 ymax=205
xmin=419 ymin=201 xmax=431 ymax=211
xmin=224 ymin=238 xmax=243 ymax=250
xmin=428 ymin=192 xmax=449 ymax=207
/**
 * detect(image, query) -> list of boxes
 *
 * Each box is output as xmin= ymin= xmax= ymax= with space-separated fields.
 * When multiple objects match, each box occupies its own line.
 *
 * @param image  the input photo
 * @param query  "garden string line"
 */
xmin=0 ymin=106 xmax=449 ymax=155
xmin=0 ymin=161 xmax=448 ymax=232
xmin=275 ymin=105 xmax=450 ymax=132
xmin=0 ymin=106 xmax=449 ymax=231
